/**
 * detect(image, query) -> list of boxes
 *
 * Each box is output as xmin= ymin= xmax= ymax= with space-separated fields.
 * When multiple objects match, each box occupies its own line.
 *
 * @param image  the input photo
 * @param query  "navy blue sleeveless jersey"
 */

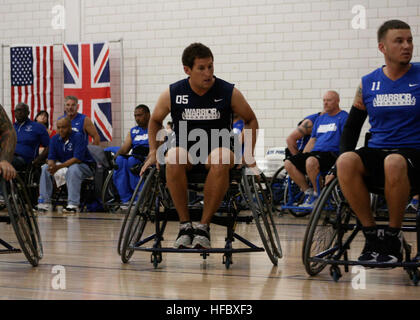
xmin=170 ymin=76 xmax=235 ymax=150
xmin=362 ymin=63 xmax=420 ymax=149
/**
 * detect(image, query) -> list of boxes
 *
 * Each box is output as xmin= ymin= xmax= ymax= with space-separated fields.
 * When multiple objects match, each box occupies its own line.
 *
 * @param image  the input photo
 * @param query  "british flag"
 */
xmin=63 ymin=42 xmax=112 ymax=141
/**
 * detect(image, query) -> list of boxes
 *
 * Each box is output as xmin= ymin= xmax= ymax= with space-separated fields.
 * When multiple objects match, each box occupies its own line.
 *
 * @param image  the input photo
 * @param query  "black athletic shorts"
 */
xmin=288 ymin=151 xmax=338 ymax=175
xmin=354 ymin=147 xmax=420 ymax=190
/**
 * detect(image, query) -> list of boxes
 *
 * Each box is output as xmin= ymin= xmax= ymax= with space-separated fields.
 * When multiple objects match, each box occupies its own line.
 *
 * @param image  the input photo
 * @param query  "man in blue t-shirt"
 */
xmin=37 ymin=117 xmax=94 ymax=213
xmin=286 ymin=111 xmax=322 ymax=158
xmin=12 ymin=102 xmax=50 ymax=170
xmin=284 ymin=90 xmax=348 ymax=208
xmin=337 ymin=20 xmax=420 ymax=264
xmin=113 ymin=104 xmax=150 ymax=205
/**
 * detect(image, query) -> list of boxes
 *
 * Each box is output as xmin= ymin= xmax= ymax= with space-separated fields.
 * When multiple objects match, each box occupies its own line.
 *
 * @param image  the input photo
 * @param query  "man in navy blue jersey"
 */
xmin=141 ymin=43 xmax=259 ymax=249
xmin=337 ymin=20 xmax=420 ymax=264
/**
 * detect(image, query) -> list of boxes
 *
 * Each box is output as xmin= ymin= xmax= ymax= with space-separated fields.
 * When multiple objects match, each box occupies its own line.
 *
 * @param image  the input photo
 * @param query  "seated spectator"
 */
xmin=286 ymin=111 xmax=323 ymax=158
xmin=13 ymin=102 xmax=50 ymax=170
xmin=35 ymin=110 xmax=56 ymax=137
xmin=113 ymin=104 xmax=150 ymax=206
xmin=37 ymin=117 xmax=94 ymax=213
xmin=284 ymin=91 xmax=348 ymax=209
xmin=59 ymin=95 xmax=101 ymax=145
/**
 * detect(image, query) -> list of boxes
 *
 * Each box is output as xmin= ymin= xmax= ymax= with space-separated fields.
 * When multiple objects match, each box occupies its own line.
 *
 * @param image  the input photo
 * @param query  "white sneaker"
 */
xmin=37 ymin=203 xmax=52 ymax=212
xmin=62 ymin=205 xmax=78 ymax=213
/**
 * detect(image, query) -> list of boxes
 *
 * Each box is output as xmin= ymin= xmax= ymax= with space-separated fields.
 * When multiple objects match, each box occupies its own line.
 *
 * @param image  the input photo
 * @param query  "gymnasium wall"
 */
xmin=1 ymin=0 xmax=419 ymax=152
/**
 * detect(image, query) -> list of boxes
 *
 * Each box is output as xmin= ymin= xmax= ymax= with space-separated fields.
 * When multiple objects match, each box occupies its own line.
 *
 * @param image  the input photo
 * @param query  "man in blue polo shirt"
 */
xmin=13 ymin=102 xmax=50 ymax=170
xmin=284 ymin=91 xmax=348 ymax=208
xmin=113 ymin=104 xmax=150 ymax=206
xmin=37 ymin=117 xmax=94 ymax=213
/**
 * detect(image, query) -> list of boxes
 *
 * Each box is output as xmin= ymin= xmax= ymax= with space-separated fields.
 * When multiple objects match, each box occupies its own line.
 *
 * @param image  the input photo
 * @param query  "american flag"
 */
xmin=63 ymin=42 xmax=112 ymax=142
xmin=10 ymin=46 xmax=54 ymax=127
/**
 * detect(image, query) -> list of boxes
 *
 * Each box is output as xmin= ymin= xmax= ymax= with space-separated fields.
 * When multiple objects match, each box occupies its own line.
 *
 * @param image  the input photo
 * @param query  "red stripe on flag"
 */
xmin=36 ymin=47 xmax=41 ymax=115
xmin=49 ymin=46 xmax=54 ymax=130
xmin=94 ymin=110 xmax=112 ymax=141
xmin=94 ymin=48 xmax=109 ymax=83
xmin=42 ymin=46 xmax=47 ymax=115
xmin=11 ymin=87 xmax=15 ymax=122
xmin=63 ymin=45 xmax=79 ymax=78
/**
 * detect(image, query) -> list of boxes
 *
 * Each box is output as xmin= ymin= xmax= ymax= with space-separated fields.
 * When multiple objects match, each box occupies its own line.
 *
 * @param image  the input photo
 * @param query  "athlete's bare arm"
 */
xmin=286 ymin=119 xmax=314 ymax=156
xmin=230 ymin=88 xmax=259 ymax=164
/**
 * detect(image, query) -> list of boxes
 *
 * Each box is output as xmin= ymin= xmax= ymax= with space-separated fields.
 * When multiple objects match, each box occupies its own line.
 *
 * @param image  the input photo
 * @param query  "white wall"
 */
xmin=1 ymin=0 xmax=420 ymax=150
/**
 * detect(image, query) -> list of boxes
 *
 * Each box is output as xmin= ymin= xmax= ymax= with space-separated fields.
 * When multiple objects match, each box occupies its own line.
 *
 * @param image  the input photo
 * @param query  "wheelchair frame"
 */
xmin=302 ymin=177 xmax=420 ymax=285
xmin=119 ymin=166 xmax=282 ymax=269
xmin=0 ymin=175 xmax=43 ymax=266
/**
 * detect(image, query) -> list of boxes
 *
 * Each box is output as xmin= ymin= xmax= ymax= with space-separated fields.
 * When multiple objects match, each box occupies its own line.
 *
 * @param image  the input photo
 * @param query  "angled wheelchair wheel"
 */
xmin=269 ymin=166 xmax=287 ymax=212
xmin=282 ymin=176 xmax=309 ymax=217
xmin=241 ymin=168 xmax=282 ymax=265
xmin=302 ymin=177 xmax=353 ymax=276
xmin=117 ymin=173 xmax=146 ymax=256
xmin=121 ymin=168 xmax=158 ymax=263
xmin=101 ymin=170 xmax=121 ymax=213
xmin=2 ymin=176 xmax=43 ymax=266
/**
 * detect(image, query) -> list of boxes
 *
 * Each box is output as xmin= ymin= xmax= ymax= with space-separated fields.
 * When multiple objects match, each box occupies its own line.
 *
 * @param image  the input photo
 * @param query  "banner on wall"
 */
xmin=10 ymin=45 xmax=54 ymax=128
xmin=63 ymin=42 xmax=112 ymax=142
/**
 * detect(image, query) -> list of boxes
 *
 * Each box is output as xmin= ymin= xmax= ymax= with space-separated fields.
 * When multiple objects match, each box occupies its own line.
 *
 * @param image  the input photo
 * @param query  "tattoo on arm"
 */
xmin=0 ymin=105 xmax=16 ymax=163
xmin=298 ymin=120 xmax=313 ymax=135
xmin=353 ymin=83 xmax=366 ymax=110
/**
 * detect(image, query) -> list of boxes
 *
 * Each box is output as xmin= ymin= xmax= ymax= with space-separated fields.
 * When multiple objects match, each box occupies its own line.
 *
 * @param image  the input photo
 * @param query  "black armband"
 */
xmin=339 ymin=106 xmax=368 ymax=154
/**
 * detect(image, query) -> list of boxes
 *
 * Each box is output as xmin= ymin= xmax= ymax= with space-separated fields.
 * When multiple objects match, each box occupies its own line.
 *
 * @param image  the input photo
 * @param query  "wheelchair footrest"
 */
xmin=310 ymin=257 xmax=420 ymax=269
xmin=0 ymin=248 xmax=21 ymax=254
xmin=131 ymin=246 xmax=264 ymax=254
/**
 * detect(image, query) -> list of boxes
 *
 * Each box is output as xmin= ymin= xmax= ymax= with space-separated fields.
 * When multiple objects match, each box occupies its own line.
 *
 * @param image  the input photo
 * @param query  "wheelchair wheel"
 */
xmin=241 ymin=168 xmax=282 ymax=265
xmin=120 ymin=168 xmax=158 ymax=263
xmin=2 ymin=176 xmax=43 ymax=266
xmin=302 ymin=177 xmax=353 ymax=276
xmin=283 ymin=177 xmax=308 ymax=217
xmin=101 ymin=170 xmax=120 ymax=212
xmin=117 ymin=173 xmax=146 ymax=256
xmin=269 ymin=166 xmax=287 ymax=212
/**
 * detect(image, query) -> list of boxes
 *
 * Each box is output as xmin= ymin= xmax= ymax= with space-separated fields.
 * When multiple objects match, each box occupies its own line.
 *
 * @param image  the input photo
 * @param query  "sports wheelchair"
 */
xmin=302 ymin=176 xmax=420 ymax=285
xmin=101 ymin=148 xmax=148 ymax=213
xmin=118 ymin=165 xmax=282 ymax=269
xmin=0 ymin=175 xmax=43 ymax=266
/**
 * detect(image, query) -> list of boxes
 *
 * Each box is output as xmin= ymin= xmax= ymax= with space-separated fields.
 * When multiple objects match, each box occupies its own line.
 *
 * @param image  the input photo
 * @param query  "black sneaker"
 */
xmin=173 ymin=222 xmax=194 ymax=249
xmin=376 ymin=229 xmax=403 ymax=264
xmin=192 ymin=225 xmax=211 ymax=249
xmin=62 ymin=205 xmax=78 ymax=213
xmin=358 ymin=227 xmax=380 ymax=263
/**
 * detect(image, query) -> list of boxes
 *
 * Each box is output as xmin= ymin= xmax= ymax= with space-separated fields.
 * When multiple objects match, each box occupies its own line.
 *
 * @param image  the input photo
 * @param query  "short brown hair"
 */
xmin=182 ymin=43 xmax=213 ymax=69
xmin=377 ymin=20 xmax=411 ymax=42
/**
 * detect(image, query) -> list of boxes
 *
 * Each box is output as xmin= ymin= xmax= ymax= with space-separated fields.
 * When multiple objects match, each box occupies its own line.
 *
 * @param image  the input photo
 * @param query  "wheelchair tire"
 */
xmin=2 ymin=176 xmax=43 ymax=267
xmin=283 ymin=177 xmax=308 ymax=217
xmin=117 ymin=173 xmax=146 ymax=256
xmin=302 ymin=177 xmax=352 ymax=276
xmin=120 ymin=168 xmax=158 ymax=263
xmin=101 ymin=170 xmax=120 ymax=213
xmin=269 ymin=166 xmax=287 ymax=212
xmin=241 ymin=168 xmax=282 ymax=265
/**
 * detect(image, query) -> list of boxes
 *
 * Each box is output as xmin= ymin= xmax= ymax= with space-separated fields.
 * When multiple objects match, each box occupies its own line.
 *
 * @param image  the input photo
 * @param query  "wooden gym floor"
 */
xmin=0 ymin=209 xmax=419 ymax=300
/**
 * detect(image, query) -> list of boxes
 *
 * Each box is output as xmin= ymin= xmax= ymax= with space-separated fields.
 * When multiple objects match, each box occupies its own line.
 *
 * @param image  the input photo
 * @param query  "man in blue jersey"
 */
xmin=37 ymin=117 xmax=94 ymax=213
xmin=61 ymin=96 xmax=101 ymax=145
xmin=284 ymin=91 xmax=348 ymax=209
xmin=286 ymin=111 xmax=322 ymax=158
xmin=113 ymin=104 xmax=150 ymax=206
xmin=12 ymin=102 xmax=50 ymax=170
xmin=141 ymin=43 xmax=259 ymax=249
xmin=337 ymin=20 xmax=420 ymax=264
